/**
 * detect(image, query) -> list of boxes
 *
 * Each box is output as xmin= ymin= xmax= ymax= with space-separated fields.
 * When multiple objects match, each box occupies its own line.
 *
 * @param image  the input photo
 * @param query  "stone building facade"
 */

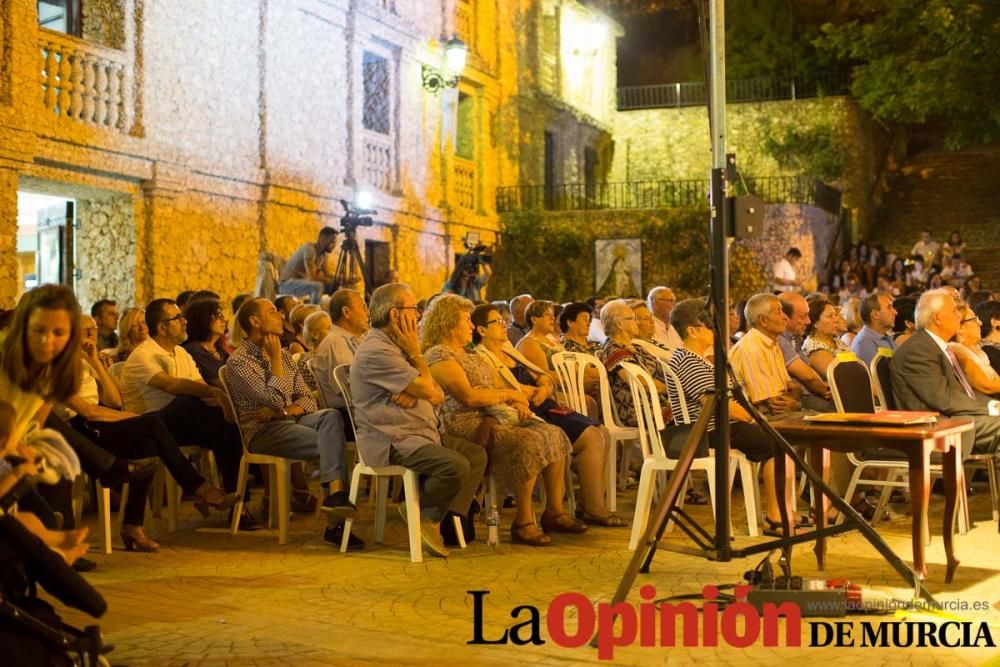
xmin=3 ymin=0 xmax=623 ymax=308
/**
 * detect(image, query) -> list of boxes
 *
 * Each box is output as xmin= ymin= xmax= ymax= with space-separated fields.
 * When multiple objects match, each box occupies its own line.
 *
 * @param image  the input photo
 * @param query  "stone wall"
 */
xmin=609 ymin=97 xmax=880 ymax=229
xmin=76 ymin=195 xmax=136 ymax=308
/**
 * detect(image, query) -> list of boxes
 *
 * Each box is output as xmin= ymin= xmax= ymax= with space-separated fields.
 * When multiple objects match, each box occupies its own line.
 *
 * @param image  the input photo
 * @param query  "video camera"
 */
xmin=339 ymin=199 xmax=376 ymax=234
xmin=461 ymin=232 xmax=493 ymax=270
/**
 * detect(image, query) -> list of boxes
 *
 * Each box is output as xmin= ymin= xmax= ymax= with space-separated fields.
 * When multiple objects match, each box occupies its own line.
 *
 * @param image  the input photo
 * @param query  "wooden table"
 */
xmin=772 ymin=416 xmax=973 ymax=583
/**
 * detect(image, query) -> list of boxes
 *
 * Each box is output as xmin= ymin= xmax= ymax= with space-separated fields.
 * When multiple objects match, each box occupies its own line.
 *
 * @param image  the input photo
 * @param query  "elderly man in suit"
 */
xmin=890 ymin=288 xmax=1000 ymax=459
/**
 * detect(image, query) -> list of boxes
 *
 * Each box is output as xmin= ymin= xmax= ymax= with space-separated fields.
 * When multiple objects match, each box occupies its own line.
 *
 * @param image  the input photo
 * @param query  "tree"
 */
xmin=815 ymin=0 xmax=1000 ymax=148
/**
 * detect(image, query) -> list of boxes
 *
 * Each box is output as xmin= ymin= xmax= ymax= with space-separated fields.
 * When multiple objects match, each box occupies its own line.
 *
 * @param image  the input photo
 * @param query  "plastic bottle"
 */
xmin=487 ymin=506 xmax=499 ymax=546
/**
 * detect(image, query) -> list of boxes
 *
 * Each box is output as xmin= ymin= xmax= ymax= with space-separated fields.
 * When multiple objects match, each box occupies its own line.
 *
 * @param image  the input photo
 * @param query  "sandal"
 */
xmin=540 ymin=511 xmax=588 ymax=534
xmin=763 ymin=517 xmax=808 ymax=537
xmin=575 ymin=507 xmax=629 ymax=527
xmin=510 ymin=521 xmax=551 ymax=546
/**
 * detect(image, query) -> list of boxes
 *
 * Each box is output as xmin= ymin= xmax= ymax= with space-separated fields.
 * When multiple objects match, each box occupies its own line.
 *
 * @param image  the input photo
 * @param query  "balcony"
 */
xmin=362 ymin=131 xmax=395 ymax=193
xmin=497 ymin=176 xmax=841 ymax=213
xmin=454 ymin=157 xmax=476 ymax=210
xmin=39 ymin=29 xmax=131 ymax=133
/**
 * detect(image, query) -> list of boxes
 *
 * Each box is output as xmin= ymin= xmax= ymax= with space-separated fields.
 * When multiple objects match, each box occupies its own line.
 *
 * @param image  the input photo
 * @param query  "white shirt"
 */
xmin=313 ymin=323 xmax=361 ymax=408
xmin=772 ymin=258 xmax=797 ymax=291
xmin=653 ymin=317 xmax=684 ymax=350
xmin=122 ymin=338 xmax=203 ymax=413
xmin=588 ymin=317 xmax=607 ymax=345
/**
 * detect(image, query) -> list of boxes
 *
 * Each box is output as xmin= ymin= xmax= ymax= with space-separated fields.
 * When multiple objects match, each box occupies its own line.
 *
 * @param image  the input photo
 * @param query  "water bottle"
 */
xmin=486 ymin=506 xmax=499 ymax=546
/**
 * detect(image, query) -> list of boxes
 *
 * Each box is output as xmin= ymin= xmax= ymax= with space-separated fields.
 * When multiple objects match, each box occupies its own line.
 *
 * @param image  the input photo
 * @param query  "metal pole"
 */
xmin=708 ymin=0 xmax=732 ymax=559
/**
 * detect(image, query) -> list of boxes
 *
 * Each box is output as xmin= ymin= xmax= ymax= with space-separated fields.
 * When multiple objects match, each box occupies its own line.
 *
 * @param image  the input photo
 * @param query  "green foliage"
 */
xmin=725 ymin=0 xmax=825 ymax=80
xmin=489 ymin=208 xmax=768 ymax=302
xmin=815 ymin=0 xmax=1000 ymax=148
xmin=761 ymin=123 xmax=848 ymax=181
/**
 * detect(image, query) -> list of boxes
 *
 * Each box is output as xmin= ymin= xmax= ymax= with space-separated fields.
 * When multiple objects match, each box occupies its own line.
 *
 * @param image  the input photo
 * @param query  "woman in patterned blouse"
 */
xmin=802 ymin=299 xmax=849 ymax=379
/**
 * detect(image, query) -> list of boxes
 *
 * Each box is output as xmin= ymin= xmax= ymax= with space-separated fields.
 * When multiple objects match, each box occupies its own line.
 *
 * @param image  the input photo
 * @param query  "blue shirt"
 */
xmin=851 ymin=325 xmax=897 ymax=366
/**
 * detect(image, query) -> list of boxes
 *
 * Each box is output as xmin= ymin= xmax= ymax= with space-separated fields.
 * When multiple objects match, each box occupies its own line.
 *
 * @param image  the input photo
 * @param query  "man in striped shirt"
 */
xmin=729 ymin=293 xmax=802 ymax=417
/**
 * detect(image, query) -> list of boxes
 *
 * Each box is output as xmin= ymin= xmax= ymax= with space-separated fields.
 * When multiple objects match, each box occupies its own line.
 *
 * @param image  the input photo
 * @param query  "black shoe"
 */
xmin=440 ymin=512 xmax=462 ymax=548
xmin=321 ymin=490 xmax=357 ymax=523
xmin=230 ymin=507 xmax=262 ymax=531
xmin=72 ymin=557 xmax=97 ymax=573
xmin=324 ymin=523 xmax=364 ymax=551
xmin=99 ymin=456 xmax=159 ymax=486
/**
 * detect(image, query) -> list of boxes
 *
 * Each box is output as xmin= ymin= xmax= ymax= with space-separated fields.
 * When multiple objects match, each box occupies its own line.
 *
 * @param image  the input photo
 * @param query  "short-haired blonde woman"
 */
xmin=287 ymin=303 xmax=320 ymax=356
xmin=110 ymin=307 xmax=147 ymax=363
xmin=421 ymin=294 xmax=582 ymax=546
xmin=297 ymin=310 xmax=332 ymax=391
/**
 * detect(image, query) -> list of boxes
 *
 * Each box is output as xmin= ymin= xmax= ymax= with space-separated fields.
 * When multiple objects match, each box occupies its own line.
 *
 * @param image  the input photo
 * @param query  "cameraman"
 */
xmin=279 ymin=227 xmax=339 ymax=304
xmin=443 ymin=252 xmax=492 ymax=302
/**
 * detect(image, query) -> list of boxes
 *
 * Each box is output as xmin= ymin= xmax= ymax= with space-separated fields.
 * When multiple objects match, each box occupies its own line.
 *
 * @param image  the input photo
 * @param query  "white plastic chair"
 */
xmin=620 ymin=362 xmax=756 ymax=549
xmin=551 ymin=351 xmax=636 ymax=512
xmin=219 ymin=367 xmax=306 ymax=545
xmin=333 ymin=364 xmax=465 ymax=561
xmin=660 ymin=359 xmax=760 ymax=536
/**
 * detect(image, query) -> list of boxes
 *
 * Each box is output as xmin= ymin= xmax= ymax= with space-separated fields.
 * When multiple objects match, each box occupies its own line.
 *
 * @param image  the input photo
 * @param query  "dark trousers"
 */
xmin=156 ymin=395 xmax=242 ymax=493
xmin=388 ymin=436 xmax=487 ymax=522
xmin=43 ymin=413 xmax=114 ymax=478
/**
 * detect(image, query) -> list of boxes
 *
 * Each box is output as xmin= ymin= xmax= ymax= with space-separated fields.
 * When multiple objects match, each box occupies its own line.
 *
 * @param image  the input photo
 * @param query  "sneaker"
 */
xmin=398 ymin=504 xmax=450 ymax=558
xmin=324 ymin=523 xmax=364 ymax=551
xmin=321 ymin=490 xmax=357 ymax=523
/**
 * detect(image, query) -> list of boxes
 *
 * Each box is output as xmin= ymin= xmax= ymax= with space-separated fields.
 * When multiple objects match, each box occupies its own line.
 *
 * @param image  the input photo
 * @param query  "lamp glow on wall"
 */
xmin=421 ymin=36 xmax=468 ymax=93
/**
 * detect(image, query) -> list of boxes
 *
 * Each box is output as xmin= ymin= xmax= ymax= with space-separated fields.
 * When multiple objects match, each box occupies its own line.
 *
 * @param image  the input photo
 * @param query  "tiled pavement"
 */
xmin=53 ymin=479 xmax=1000 ymax=667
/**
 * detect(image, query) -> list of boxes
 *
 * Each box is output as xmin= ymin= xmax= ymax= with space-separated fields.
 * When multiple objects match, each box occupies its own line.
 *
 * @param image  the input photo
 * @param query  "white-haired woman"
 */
xmin=296 ymin=310 xmax=332 ymax=392
xmin=422 ymin=295 xmax=583 ymax=546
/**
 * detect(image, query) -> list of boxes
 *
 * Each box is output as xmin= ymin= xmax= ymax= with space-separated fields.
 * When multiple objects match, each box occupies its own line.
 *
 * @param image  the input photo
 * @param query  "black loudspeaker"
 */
xmin=730 ymin=194 xmax=764 ymax=239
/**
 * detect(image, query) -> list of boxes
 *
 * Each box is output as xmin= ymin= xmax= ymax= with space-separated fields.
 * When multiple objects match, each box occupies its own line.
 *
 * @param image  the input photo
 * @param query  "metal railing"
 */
xmin=496 ymin=176 xmax=839 ymax=213
xmin=617 ymin=71 xmax=851 ymax=110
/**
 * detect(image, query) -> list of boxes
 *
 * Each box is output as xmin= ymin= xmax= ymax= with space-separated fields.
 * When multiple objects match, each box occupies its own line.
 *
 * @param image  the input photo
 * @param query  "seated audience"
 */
xmin=732 ymin=299 xmax=750 ymax=342
xmin=587 ymin=295 xmax=609 ymax=344
xmin=667 ymin=299 xmax=798 ymax=535
xmin=890 ymin=289 xmax=1000 ymax=458
xmin=472 ymin=303 xmax=623 ymax=526
xmin=893 ymin=296 xmax=917 ymax=346
xmin=229 ymin=292 xmax=253 ymax=347
xmin=949 ymin=306 xmax=1000 ymax=396
xmin=940 ymin=254 xmax=973 ymax=288
xmin=313 ymin=288 xmax=369 ymax=411
xmin=802 ymin=299 xmax=849 ymax=379
xmin=422 ymin=294 xmax=579 ymax=547
xmin=274 ymin=295 xmax=301 ymax=349
xmin=911 ymin=230 xmax=940 ymax=267
xmin=91 ymin=299 xmax=119 ymax=351
xmin=647 ymin=287 xmax=683 ymax=349
xmin=837 ymin=273 xmax=867 ymax=303
xmin=630 ymin=299 xmax=673 ymax=361
xmin=730 ymin=294 xmax=802 ymax=417
xmin=516 ymin=300 xmax=564 ymax=372
xmin=226 ymin=298 xmax=359 ymax=548
xmin=109 ymin=307 xmax=147 ymax=363
xmin=559 ymin=302 xmax=598 ymax=354
xmin=297 ymin=310 xmax=332 ymax=392
xmin=120 ymin=298 xmax=249 ymax=526
xmin=597 ymin=299 xmax=670 ymax=426
xmin=349 ymin=283 xmax=486 ymax=553
xmin=175 ymin=290 xmax=195 ymax=311
xmin=491 ymin=301 xmax=513 ymax=328
xmin=63 ymin=315 xmax=235 ymax=551
xmin=967 ymin=290 xmax=994 ymax=311
xmin=839 ymin=296 xmax=862 ymax=346
xmin=942 ymin=230 xmax=965 ymax=259
xmin=506 ymin=293 xmax=534 ymax=346
xmin=851 ymin=293 xmax=898 ymax=366
xmin=182 ymin=298 xmax=230 ymax=387
xmin=778 ymin=293 xmax=834 ymax=411
xmin=974 ymin=301 xmax=1000 ymax=373
xmin=286 ymin=304 xmax=320 ymax=356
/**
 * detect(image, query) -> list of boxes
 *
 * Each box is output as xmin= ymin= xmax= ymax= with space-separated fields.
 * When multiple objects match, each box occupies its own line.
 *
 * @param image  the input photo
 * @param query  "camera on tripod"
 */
xmin=339 ymin=199 xmax=376 ymax=232
xmin=460 ymin=232 xmax=493 ymax=271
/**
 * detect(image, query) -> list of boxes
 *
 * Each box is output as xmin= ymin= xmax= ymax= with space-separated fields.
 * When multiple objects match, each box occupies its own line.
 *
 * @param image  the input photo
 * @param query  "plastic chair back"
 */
xmin=828 ymin=352 xmax=876 ymax=413
xmin=619 ymin=362 xmax=666 ymax=461
xmin=871 ymin=350 xmax=896 ymax=410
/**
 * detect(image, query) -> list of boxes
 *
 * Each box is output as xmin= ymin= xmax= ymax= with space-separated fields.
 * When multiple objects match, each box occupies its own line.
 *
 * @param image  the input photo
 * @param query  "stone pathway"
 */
xmin=53 ymin=481 xmax=1000 ymax=666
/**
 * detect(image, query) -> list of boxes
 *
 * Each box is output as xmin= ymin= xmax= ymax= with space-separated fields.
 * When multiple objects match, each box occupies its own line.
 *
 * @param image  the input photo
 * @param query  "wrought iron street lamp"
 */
xmin=421 ymin=36 xmax=467 ymax=93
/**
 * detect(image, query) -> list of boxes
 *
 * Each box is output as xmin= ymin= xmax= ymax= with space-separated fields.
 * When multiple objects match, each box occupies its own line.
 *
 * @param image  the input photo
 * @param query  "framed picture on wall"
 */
xmin=595 ymin=238 xmax=642 ymax=298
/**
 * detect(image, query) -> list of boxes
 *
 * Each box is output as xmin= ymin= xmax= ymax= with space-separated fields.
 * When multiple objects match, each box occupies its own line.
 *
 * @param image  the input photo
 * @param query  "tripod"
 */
xmin=330 ymin=225 xmax=366 ymax=294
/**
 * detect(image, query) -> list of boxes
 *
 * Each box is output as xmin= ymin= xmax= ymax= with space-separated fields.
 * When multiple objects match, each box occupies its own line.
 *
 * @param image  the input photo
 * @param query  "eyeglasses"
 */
xmin=162 ymin=314 xmax=186 ymax=323
xmin=484 ymin=318 xmax=507 ymax=327
xmin=961 ymin=316 xmax=980 ymax=325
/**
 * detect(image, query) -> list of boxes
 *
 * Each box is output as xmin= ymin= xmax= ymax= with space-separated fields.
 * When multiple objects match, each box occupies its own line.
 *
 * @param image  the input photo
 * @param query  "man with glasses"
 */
xmin=647 ymin=286 xmax=683 ymax=350
xmin=120 ymin=298 xmax=249 ymax=526
xmin=349 ymin=283 xmax=486 ymax=557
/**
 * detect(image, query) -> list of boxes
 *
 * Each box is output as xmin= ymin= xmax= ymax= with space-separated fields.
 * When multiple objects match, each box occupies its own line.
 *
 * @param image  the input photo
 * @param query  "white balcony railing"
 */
xmin=362 ymin=132 xmax=395 ymax=192
xmin=39 ymin=30 xmax=129 ymax=132
xmin=454 ymin=157 xmax=476 ymax=210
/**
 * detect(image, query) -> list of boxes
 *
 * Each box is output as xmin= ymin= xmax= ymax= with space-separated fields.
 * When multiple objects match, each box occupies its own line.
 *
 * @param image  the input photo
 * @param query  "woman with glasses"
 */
xmin=182 ymin=299 xmax=231 ymax=388
xmin=949 ymin=305 xmax=1000 ymax=395
xmin=421 ymin=295 xmax=581 ymax=546
xmin=472 ymin=304 xmax=625 ymax=527
xmin=516 ymin=300 xmax=565 ymax=374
